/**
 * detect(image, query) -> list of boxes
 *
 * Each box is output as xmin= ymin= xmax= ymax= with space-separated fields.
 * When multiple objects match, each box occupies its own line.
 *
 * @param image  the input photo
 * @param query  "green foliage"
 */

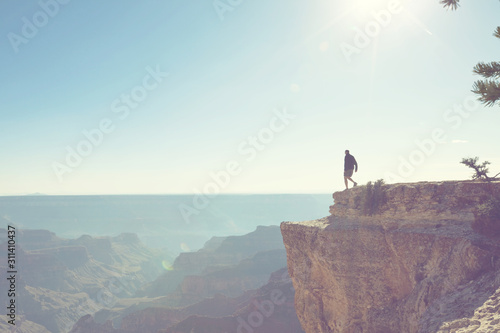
xmin=439 ymin=1 xmax=500 ymax=107
xmin=472 ymin=79 xmax=500 ymax=107
xmin=460 ymin=157 xmax=500 ymax=181
xmin=473 ymin=61 xmax=500 ymax=79
xmin=473 ymin=197 xmax=500 ymax=236
xmin=471 ymin=28 xmax=500 ymax=107
xmin=360 ymin=179 xmax=386 ymax=216
xmin=440 ymin=0 xmax=460 ymax=10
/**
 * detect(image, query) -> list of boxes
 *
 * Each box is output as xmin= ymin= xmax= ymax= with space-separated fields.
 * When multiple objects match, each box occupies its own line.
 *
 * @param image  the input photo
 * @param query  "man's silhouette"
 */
xmin=344 ymin=150 xmax=358 ymax=189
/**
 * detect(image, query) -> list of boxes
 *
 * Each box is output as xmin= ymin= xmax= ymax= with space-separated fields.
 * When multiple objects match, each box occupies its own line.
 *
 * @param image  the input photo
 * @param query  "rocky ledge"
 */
xmin=281 ymin=181 xmax=500 ymax=333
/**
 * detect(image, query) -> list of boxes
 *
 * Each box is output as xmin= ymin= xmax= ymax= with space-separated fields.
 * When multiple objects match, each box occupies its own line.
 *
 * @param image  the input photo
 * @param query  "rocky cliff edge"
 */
xmin=281 ymin=181 xmax=500 ymax=333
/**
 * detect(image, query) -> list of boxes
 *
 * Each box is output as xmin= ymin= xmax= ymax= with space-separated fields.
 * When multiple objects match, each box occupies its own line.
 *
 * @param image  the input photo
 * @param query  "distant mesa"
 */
xmin=0 ymin=229 xmax=170 ymax=332
xmin=68 ymin=225 xmax=294 ymax=333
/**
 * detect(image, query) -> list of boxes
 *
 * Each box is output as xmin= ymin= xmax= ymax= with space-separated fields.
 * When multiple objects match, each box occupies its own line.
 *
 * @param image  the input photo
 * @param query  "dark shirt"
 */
xmin=344 ymin=154 xmax=358 ymax=171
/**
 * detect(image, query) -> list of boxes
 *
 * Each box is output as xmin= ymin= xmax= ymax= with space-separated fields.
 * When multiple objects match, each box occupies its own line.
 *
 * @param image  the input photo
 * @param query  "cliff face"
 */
xmin=70 ymin=268 xmax=304 ymax=333
xmin=81 ymin=226 xmax=290 ymax=332
xmin=69 ymin=227 xmax=294 ymax=332
xmin=139 ymin=225 xmax=285 ymax=298
xmin=281 ymin=181 xmax=500 ymax=333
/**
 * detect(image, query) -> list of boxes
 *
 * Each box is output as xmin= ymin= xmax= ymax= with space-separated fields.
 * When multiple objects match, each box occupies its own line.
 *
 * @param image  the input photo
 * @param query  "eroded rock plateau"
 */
xmin=281 ymin=181 xmax=500 ymax=333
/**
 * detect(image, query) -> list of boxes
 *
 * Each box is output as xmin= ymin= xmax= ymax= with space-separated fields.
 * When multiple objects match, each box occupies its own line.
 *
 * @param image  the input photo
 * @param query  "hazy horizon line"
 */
xmin=0 ymin=192 xmax=333 ymax=197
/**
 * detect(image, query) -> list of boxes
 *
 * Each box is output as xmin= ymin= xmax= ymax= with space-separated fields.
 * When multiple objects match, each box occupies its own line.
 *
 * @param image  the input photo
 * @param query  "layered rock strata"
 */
xmin=281 ymin=181 xmax=500 ymax=333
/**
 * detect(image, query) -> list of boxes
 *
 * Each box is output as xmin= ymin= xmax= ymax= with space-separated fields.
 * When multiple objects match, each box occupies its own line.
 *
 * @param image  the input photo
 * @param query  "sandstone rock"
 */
xmin=139 ymin=225 xmax=285 ymax=298
xmin=0 ymin=231 xmax=168 ymax=332
xmin=68 ymin=268 xmax=304 ymax=333
xmin=282 ymin=181 xmax=500 ymax=333
xmin=0 ymin=315 xmax=52 ymax=333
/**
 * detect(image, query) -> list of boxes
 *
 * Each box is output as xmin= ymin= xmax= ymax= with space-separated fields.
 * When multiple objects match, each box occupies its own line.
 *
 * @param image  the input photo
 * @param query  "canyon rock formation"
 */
xmin=281 ymin=181 xmax=500 ymax=333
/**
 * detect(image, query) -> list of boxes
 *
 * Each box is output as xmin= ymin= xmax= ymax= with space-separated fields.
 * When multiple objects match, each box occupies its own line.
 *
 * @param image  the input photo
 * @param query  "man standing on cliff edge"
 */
xmin=344 ymin=150 xmax=358 ymax=189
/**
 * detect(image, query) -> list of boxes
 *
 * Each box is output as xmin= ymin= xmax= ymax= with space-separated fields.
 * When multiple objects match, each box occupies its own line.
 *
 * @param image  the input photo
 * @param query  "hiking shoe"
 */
xmin=353 ymin=182 xmax=358 ymax=187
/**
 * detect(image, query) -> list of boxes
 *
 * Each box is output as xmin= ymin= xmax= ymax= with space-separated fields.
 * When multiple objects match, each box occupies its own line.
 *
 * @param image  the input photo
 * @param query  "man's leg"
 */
xmin=347 ymin=177 xmax=357 ymax=187
xmin=344 ymin=176 xmax=349 ymax=189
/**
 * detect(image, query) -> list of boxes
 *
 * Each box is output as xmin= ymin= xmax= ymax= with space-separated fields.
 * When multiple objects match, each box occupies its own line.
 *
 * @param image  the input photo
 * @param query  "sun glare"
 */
xmin=352 ymin=0 xmax=396 ymax=13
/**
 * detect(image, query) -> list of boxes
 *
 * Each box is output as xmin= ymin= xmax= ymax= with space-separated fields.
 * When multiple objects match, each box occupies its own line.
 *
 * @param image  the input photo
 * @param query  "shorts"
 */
xmin=344 ymin=169 xmax=354 ymax=177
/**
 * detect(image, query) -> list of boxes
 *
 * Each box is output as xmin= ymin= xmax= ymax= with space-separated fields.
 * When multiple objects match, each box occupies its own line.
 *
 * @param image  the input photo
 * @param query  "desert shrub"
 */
xmin=360 ymin=179 xmax=386 ymax=216
xmin=473 ymin=196 xmax=500 ymax=236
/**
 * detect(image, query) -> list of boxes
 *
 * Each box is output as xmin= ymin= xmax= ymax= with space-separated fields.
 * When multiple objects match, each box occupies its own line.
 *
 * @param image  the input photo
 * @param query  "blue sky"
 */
xmin=1 ymin=0 xmax=499 ymax=195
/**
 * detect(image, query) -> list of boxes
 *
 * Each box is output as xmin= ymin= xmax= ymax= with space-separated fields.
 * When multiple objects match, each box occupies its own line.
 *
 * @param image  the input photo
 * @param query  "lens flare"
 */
xmin=162 ymin=260 xmax=174 ymax=271
xmin=180 ymin=242 xmax=190 ymax=252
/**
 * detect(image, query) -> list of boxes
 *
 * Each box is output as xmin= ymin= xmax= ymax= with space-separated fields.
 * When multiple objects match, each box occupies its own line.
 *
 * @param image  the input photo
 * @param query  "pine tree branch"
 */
xmin=473 ymin=62 xmax=500 ymax=79
xmin=460 ymin=157 xmax=497 ymax=181
xmin=440 ymin=3 xmax=500 ymax=107
xmin=472 ymin=80 xmax=500 ymax=107
xmin=440 ymin=0 xmax=460 ymax=9
xmin=494 ymin=27 xmax=500 ymax=39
